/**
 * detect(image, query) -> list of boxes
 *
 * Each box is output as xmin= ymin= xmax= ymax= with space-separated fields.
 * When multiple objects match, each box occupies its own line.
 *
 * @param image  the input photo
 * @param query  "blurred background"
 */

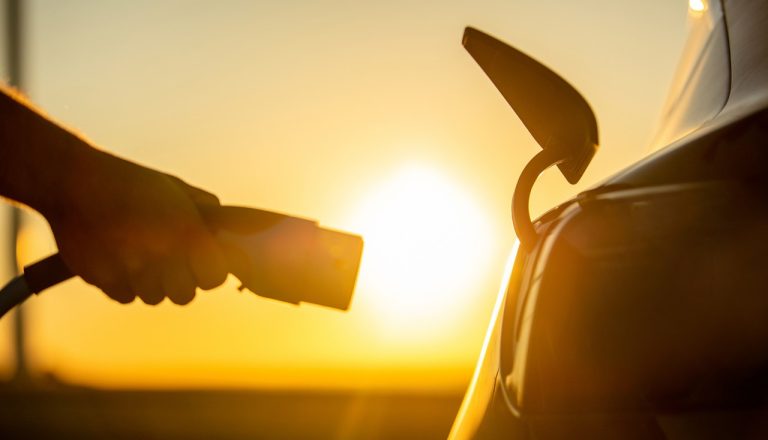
xmin=0 ymin=0 xmax=688 ymax=438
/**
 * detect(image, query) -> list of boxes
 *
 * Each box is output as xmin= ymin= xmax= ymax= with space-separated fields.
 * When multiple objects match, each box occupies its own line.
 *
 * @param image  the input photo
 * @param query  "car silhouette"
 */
xmin=450 ymin=1 xmax=768 ymax=438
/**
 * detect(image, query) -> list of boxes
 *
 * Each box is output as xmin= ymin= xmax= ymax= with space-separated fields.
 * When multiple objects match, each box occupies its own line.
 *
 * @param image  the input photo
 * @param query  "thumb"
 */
xmin=168 ymin=175 xmax=221 ymax=208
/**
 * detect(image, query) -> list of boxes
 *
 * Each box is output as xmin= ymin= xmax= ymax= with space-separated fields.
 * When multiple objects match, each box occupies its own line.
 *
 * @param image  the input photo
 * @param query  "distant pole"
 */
xmin=6 ymin=0 xmax=29 ymax=384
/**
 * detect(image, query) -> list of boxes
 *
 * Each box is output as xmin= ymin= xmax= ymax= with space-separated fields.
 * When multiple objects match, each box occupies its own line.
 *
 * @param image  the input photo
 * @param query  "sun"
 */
xmin=347 ymin=164 xmax=494 ymax=338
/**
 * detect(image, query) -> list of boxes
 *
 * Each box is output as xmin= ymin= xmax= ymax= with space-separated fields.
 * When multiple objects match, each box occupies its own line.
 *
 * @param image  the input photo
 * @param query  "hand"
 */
xmin=40 ymin=149 xmax=228 ymax=305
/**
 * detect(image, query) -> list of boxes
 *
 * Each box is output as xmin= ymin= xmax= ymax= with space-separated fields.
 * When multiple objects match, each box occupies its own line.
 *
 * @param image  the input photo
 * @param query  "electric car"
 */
xmin=450 ymin=0 xmax=768 ymax=438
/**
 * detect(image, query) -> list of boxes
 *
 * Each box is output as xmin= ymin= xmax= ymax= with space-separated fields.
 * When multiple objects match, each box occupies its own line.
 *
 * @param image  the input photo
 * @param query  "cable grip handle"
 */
xmin=23 ymin=253 xmax=73 ymax=294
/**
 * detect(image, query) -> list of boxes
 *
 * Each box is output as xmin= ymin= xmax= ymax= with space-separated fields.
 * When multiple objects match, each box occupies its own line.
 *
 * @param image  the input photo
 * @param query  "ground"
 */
xmin=0 ymin=385 xmax=462 ymax=439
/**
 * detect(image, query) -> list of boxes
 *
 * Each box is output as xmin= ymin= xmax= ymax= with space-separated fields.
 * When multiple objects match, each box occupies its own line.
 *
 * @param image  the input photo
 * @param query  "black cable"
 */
xmin=0 ymin=255 xmax=72 ymax=319
xmin=512 ymin=148 xmax=562 ymax=252
xmin=0 ymin=275 xmax=32 ymax=319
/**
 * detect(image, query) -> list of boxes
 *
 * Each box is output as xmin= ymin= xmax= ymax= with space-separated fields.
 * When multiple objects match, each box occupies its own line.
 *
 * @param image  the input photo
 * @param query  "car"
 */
xmin=450 ymin=0 xmax=768 ymax=438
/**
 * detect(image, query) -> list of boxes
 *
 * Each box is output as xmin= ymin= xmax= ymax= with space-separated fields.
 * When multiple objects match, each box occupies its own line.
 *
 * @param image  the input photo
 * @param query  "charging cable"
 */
xmin=0 ymin=254 xmax=71 ymax=319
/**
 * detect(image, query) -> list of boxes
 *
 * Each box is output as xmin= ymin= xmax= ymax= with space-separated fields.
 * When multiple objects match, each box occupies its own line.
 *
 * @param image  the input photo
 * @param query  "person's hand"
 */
xmin=39 ymin=148 xmax=228 ymax=305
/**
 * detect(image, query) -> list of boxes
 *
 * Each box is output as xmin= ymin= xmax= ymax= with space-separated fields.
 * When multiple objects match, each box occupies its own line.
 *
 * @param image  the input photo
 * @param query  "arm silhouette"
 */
xmin=0 ymin=86 xmax=227 ymax=305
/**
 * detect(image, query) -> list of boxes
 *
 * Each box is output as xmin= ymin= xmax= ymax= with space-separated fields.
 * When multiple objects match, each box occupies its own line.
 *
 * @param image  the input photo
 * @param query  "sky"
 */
xmin=0 ymin=0 xmax=689 ymax=390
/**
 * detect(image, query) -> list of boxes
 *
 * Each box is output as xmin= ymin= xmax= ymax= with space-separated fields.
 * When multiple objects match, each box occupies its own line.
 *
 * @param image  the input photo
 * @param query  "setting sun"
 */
xmin=348 ymin=164 xmax=493 ymax=338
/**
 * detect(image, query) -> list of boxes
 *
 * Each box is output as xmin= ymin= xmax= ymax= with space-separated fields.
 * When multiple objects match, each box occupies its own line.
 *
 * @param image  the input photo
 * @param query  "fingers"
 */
xmin=162 ymin=257 xmax=197 ymax=305
xmin=102 ymin=285 xmax=137 ymax=304
xmin=122 ymin=255 xmax=201 ymax=305
xmin=94 ymin=266 xmax=135 ymax=304
xmin=88 ymin=251 xmax=222 ymax=305
xmin=87 ymin=269 xmax=136 ymax=304
xmin=51 ymin=168 xmax=229 ymax=307
xmin=129 ymin=265 xmax=165 ymax=305
xmin=68 ymin=242 xmax=136 ymax=304
xmin=169 ymin=176 xmax=229 ymax=292
xmin=97 ymin=223 xmax=226 ymax=305
xmin=186 ymin=227 xmax=228 ymax=291
xmin=218 ymin=238 xmax=256 ymax=286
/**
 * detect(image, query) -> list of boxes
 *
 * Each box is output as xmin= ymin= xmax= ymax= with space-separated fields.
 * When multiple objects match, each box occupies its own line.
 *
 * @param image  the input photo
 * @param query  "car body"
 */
xmin=450 ymin=0 xmax=768 ymax=438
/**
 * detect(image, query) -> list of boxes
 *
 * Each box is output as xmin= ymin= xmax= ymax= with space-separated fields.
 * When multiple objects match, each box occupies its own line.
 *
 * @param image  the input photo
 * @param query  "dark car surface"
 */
xmin=450 ymin=1 xmax=768 ymax=438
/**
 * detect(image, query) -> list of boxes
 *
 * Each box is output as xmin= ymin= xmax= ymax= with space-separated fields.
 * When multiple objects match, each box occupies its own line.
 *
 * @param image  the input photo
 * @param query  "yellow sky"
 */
xmin=0 ymin=0 xmax=688 ymax=390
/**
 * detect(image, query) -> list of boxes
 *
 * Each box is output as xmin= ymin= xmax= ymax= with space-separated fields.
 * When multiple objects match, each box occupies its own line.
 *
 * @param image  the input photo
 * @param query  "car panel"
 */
xmin=452 ymin=0 xmax=768 ymax=437
xmin=652 ymin=0 xmax=730 ymax=149
xmin=448 ymin=244 xmax=521 ymax=439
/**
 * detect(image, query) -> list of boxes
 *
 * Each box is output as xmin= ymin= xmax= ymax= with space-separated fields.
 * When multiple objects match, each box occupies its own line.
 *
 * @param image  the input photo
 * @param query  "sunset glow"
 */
xmin=0 ymin=1 xmax=689 ymax=392
xmin=349 ymin=164 xmax=493 ymax=337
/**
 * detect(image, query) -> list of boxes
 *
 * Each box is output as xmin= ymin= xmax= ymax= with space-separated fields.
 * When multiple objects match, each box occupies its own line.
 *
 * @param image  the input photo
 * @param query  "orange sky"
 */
xmin=0 ymin=0 xmax=688 ymax=390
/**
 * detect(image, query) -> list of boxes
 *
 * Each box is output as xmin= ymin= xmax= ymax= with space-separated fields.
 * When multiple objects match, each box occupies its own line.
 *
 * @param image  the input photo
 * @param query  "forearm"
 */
xmin=0 ymin=86 xmax=99 ymax=216
xmin=0 ymin=86 xmax=229 ymax=305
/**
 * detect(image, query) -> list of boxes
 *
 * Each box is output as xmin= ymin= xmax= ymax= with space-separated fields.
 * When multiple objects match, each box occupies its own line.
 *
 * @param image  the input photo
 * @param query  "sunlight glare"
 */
xmin=689 ymin=0 xmax=706 ymax=13
xmin=348 ymin=164 xmax=493 ymax=338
